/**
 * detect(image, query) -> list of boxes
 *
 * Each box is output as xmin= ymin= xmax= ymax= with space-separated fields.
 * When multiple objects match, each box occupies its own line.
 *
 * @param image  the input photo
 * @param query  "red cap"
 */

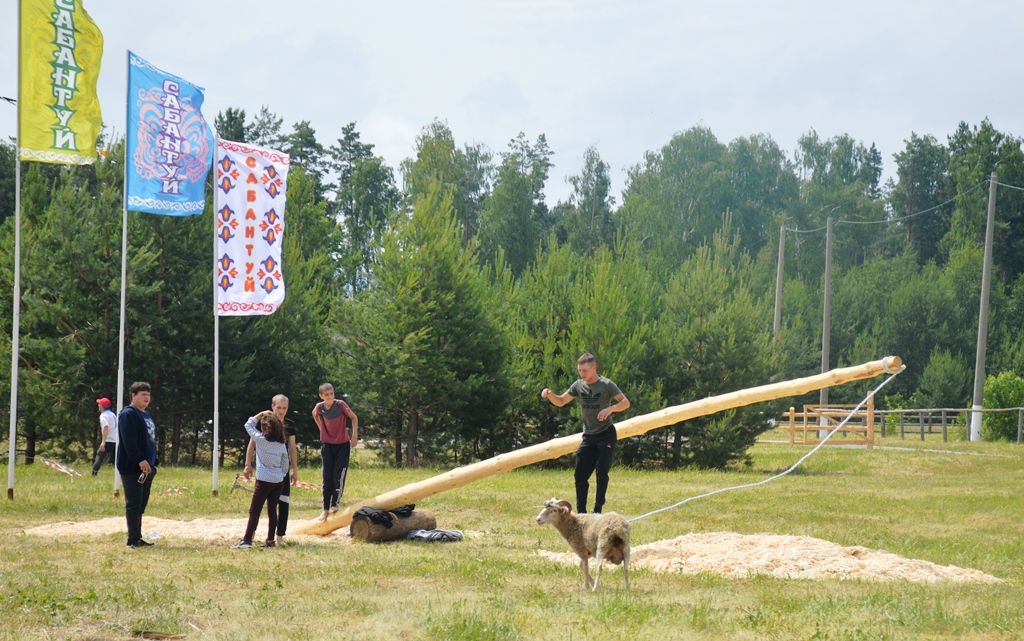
xmin=96 ymin=397 xmax=112 ymax=409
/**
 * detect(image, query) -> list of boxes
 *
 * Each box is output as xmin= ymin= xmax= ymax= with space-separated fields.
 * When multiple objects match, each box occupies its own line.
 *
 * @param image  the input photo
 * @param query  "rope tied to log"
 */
xmin=626 ymin=364 xmax=906 ymax=524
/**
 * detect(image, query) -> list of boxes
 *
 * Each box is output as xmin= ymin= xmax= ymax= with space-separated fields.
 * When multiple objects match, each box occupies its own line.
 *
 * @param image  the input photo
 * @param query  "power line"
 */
xmin=993 ymin=180 xmax=1024 ymax=192
xmin=783 ymin=182 xmax=984 ymax=234
xmin=784 ymin=223 xmax=828 ymax=234
xmin=839 ymin=186 xmax=978 ymax=226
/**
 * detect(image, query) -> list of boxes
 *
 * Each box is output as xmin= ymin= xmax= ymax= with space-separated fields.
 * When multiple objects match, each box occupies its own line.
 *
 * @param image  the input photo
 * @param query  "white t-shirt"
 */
xmin=100 ymin=409 xmax=118 ymax=444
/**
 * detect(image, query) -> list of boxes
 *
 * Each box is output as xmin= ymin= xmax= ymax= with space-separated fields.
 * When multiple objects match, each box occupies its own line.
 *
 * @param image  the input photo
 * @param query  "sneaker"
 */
xmin=136 ymin=538 xmax=154 ymax=546
xmin=275 ymin=536 xmax=286 ymax=546
xmin=231 ymin=540 xmax=252 ymax=549
xmin=264 ymin=539 xmax=276 ymax=548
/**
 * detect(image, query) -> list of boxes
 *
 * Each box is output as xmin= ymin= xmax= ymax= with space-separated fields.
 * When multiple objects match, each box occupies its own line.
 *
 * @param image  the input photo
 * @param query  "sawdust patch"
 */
xmin=22 ymin=516 xmax=353 ymax=545
xmin=538 ymin=531 xmax=1000 ymax=583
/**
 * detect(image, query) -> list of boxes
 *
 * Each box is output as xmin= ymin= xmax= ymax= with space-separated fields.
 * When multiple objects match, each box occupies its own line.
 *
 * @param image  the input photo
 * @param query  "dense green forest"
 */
xmin=2 ymin=113 xmax=1023 ymax=470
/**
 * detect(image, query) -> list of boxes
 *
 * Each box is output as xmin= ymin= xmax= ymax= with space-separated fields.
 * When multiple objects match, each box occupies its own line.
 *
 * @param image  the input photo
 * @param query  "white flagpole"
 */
xmin=212 ymin=137 xmax=220 ymax=496
xmin=113 ymin=202 xmax=126 ymax=499
xmin=114 ymin=50 xmax=131 ymax=498
xmin=6 ymin=153 xmax=20 ymax=502
xmin=7 ymin=0 xmax=23 ymax=500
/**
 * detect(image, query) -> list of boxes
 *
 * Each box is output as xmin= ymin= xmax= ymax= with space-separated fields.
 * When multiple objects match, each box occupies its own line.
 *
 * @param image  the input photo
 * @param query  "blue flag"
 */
xmin=125 ymin=51 xmax=214 ymax=216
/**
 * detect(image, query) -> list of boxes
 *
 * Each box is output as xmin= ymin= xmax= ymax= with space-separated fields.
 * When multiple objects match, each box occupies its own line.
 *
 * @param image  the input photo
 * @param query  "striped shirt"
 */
xmin=244 ymin=417 xmax=289 ymax=483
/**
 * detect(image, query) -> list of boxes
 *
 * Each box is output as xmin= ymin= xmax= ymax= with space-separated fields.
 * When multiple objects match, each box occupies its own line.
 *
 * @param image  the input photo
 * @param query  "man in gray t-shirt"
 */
xmin=542 ymin=352 xmax=631 ymax=513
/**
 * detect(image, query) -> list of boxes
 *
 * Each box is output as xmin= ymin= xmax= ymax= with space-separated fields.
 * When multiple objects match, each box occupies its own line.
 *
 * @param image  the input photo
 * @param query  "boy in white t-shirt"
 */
xmin=91 ymin=397 xmax=118 ymax=475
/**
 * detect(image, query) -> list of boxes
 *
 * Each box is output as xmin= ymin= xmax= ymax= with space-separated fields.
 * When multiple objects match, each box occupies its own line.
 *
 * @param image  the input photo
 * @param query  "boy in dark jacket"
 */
xmin=117 ymin=381 xmax=159 ymax=548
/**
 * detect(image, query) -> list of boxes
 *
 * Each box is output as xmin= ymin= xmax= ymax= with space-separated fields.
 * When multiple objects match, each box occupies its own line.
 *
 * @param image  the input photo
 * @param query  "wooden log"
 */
xmin=294 ymin=356 xmax=902 ymax=536
xmin=350 ymin=509 xmax=437 ymax=543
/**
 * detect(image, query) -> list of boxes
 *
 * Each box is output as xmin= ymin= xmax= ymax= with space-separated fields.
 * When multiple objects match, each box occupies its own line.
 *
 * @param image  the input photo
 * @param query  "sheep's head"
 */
xmin=536 ymin=498 xmax=572 ymax=524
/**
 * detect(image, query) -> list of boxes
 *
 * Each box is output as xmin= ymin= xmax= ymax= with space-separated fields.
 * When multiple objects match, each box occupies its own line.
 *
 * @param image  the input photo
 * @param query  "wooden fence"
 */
xmin=760 ymin=395 xmax=876 ymax=447
xmin=873 ymin=407 xmax=1024 ymax=443
xmin=760 ymin=403 xmax=1024 ymax=445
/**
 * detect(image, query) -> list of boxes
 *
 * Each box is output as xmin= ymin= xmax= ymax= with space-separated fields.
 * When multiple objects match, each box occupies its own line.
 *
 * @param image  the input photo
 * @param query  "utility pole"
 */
xmin=970 ymin=172 xmax=998 ymax=441
xmin=819 ymin=217 xmax=833 ymax=437
xmin=773 ymin=223 xmax=785 ymax=340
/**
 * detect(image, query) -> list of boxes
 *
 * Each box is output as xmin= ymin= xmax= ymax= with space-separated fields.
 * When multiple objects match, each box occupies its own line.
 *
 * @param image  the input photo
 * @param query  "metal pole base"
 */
xmin=969 ymin=406 xmax=983 ymax=442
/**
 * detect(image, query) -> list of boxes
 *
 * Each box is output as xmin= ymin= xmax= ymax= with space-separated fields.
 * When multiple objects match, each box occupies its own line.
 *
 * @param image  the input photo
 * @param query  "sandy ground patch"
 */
xmin=22 ymin=518 xmax=1000 ymax=582
xmin=21 ymin=516 xmax=352 ymax=546
xmin=539 ymin=531 xmax=1000 ymax=583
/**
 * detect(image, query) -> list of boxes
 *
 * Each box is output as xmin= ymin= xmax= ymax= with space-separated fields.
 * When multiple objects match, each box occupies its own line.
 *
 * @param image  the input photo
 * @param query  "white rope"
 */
xmin=627 ymin=366 xmax=906 ymax=523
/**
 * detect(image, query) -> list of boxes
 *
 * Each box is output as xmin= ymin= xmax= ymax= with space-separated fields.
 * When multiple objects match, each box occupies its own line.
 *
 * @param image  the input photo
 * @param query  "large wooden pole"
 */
xmin=295 ymin=356 xmax=902 ymax=536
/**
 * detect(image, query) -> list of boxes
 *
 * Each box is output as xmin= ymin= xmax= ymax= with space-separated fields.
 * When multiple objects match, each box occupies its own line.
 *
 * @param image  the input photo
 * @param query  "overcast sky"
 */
xmin=3 ymin=0 xmax=1023 ymax=204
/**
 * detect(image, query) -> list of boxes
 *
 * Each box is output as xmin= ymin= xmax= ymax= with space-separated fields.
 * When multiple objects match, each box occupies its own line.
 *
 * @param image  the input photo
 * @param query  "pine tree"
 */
xmin=655 ymin=221 xmax=773 ymax=468
xmin=347 ymin=185 xmax=508 ymax=465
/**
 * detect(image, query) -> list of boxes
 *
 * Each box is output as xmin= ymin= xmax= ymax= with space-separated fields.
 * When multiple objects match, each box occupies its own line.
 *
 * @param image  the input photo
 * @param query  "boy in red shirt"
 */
xmin=312 ymin=383 xmax=359 ymax=522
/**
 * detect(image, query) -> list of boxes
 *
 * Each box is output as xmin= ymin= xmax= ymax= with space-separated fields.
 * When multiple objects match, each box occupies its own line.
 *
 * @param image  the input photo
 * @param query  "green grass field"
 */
xmin=1 ymin=442 xmax=1022 ymax=641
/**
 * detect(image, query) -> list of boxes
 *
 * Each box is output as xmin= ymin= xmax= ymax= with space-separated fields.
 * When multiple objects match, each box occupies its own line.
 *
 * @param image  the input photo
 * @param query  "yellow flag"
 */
xmin=19 ymin=0 xmax=104 ymax=165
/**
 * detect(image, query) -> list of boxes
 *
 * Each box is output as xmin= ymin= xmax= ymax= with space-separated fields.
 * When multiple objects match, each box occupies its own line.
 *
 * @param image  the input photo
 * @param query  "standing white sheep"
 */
xmin=536 ymin=497 xmax=630 ymax=591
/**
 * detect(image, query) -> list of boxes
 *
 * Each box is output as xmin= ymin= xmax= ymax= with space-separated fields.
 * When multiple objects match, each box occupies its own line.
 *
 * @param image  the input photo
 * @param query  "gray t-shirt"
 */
xmin=567 ymin=376 xmax=622 ymax=435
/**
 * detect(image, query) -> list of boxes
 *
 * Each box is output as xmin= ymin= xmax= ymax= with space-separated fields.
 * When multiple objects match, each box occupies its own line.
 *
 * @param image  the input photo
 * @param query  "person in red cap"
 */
xmin=91 ymin=397 xmax=118 ymax=475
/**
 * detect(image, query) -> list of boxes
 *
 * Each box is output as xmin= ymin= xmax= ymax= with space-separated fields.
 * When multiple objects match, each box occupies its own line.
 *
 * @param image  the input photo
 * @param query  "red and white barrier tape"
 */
xmin=41 ymin=458 xmax=82 ymax=477
xmin=234 ymin=474 xmax=320 ymax=490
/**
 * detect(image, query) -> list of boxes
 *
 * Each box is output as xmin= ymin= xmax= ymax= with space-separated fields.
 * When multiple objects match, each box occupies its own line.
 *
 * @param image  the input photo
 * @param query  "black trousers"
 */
xmin=276 ymin=473 xmax=292 ymax=537
xmin=574 ymin=427 xmax=616 ymax=513
xmin=92 ymin=443 xmax=116 ymax=474
xmin=243 ymin=479 xmax=284 ymax=544
xmin=120 ymin=467 xmax=155 ymax=545
xmin=321 ymin=443 xmax=351 ymax=510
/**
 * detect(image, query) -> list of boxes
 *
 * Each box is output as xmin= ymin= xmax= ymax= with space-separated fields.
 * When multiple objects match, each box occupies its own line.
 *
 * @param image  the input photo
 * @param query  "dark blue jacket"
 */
xmin=116 ymin=405 xmax=158 ymax=475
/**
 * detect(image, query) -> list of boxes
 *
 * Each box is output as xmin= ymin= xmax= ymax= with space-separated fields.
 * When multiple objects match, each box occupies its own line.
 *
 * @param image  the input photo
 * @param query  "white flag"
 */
xmin=214 ymin=140 xmax=289 ymax=315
